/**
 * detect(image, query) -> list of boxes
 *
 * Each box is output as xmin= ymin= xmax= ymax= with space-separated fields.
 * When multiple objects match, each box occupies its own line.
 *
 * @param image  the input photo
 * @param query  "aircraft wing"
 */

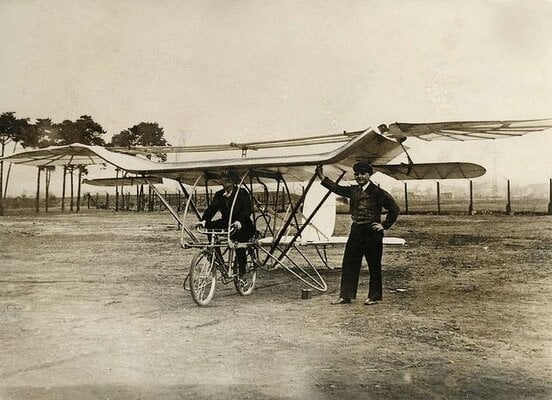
xmin=82 ymin=176 xmax=163 ymax=187
xmin=374 ymin=162 xmax=486 ymax=180
xmin=0 ymin=143 xmax=158 ymax=169
xmin=1 ymin=129 xmax=403 ymax=184
xmin=3 ymin=118 xmax=550 ymax=184
xmin=382 ymin=118 xmax=552 ymax=141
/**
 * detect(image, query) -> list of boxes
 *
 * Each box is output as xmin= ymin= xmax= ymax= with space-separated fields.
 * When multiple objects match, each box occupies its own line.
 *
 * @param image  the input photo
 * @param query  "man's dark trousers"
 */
xmin=339 ymin=222 xmax=383 ymax=300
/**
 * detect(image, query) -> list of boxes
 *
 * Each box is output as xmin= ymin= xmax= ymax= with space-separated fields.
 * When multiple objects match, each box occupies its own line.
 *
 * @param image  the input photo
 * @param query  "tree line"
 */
xmin=0 ymin=111 xmax=171 ymax=215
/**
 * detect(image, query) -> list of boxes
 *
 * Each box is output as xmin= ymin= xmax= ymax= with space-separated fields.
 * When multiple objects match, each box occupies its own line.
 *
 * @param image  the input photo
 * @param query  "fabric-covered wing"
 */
xmin=2 ymin=129 xmax=402 ymax=184
xmin=0 ymin=144 xmax=159 ymax=169
xmin=375 ymin=162 xmax=486 ymax=180
xmin=82 ymin=177 xmax=163 ymax=187
xmin=384 ymin=119 xmax=552 ymax=141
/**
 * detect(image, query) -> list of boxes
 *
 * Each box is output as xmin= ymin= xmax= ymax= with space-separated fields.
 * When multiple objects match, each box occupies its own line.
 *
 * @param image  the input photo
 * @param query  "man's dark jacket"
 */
xmin=321 ymin=178 xmax=399 ymax=229
xmin=201 ymin=187 xmax=255 ymax=240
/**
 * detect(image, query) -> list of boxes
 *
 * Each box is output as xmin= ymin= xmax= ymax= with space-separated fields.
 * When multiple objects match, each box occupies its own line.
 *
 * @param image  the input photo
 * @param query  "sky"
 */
xmin=1 ymin=0 xmax=552 ymax=196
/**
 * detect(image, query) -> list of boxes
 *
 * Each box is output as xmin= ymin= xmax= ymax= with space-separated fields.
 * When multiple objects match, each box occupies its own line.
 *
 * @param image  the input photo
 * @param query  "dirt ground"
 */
xmin=1 ymin=210 xmax=551 ymax=399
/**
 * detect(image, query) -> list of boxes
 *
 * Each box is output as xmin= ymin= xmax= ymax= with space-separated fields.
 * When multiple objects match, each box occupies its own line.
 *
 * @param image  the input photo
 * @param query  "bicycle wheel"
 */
xmin=182 ymin=272 xmax=191 ymax=291
xmin=189 ymin=250 xmax=217 ymax=306
xmin=234 ymin=247 xmax=258 ymax=296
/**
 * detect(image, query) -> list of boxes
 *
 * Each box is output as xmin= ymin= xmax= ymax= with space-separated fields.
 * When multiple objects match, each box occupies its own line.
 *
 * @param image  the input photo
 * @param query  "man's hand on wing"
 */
xmin=196 ymin=220 xmax=206 ymax=228
xmin=316 ymin=165 xmax=325 ymax=180
xmin=232 ymin=221 xmax=242 ymax=231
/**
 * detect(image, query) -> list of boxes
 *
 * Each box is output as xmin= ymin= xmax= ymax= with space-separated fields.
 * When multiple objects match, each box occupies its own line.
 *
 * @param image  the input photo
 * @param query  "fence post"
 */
xmin=403 ymin=182 xmax=409 ymax=215
xmin=106 ymin=193 xmax=110 ymax=209
xmin=468 ymin=180 xmax=474 ymax=215
xmin=45 ymin=168 xmax=50 ymax=213
xmin=70 ymin=166 xmax=74 ymax=212
xmin=61 ymin=165 xmax=66 ymax=212
xmin=115 ymin=169 xmax=119 ymax=212
xmin=436 ymin=181 xmax=441 ymax=215
xmin=76 ymin=167 xmax=82 ymax=213
xmin=506 ymin=179 xmax=512 ymax=215
xmin=548 ymin=178 xmax=552 ymax=215
xmin=35 ymin=167 xmax=41 ymax=214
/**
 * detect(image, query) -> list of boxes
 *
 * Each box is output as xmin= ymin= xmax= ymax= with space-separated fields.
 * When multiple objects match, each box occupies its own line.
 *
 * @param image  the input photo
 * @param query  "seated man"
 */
xmin=198 ymin=171 xmax=255 ymax=277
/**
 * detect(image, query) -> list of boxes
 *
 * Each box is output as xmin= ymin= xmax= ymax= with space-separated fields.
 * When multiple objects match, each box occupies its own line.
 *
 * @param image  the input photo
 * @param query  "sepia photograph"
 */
xmin=1 ymin=1 xmax=551 ymax=399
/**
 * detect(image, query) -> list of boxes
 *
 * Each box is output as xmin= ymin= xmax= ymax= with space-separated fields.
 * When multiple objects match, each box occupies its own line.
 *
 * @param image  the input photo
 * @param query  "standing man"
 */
xmin=316 ymin=161 xmax=399 ymax=305
xmin=198 ymin=171 xmax=255 ymax=277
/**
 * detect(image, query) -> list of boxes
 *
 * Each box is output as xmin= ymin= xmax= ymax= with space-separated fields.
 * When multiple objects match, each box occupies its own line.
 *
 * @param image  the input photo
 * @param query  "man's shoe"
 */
xmin=364 ymin=298 xmax=379 ymax=305
xmin=331 ymin=297 xmax=351 ymax=305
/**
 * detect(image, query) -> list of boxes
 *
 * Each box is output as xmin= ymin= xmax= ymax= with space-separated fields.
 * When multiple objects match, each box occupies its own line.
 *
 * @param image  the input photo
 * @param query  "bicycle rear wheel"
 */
xmin=189 ymin=250 xmax=217 ymax=306
xmin=234 ymin=247 xmax=258 ymax=296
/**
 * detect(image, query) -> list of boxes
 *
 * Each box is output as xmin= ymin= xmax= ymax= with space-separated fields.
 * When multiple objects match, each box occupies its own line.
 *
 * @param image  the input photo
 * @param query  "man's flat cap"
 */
xmin=353 ymin=161 xmax=373 ymax=174
xmin=219 ymin=170 xmax=240 ymax=182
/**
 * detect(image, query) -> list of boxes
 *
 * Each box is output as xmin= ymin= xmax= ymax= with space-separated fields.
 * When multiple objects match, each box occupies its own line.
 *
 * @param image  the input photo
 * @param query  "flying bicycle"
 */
xmin=4 ymin=118 xmax=552 ymax=306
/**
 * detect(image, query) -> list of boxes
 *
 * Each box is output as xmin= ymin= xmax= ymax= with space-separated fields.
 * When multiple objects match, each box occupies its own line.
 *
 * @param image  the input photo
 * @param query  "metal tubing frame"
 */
xmin=276 ymin=170 xmax=346 ymax=263
xmin=268 ymin=171 xmax=317 ymax=255
xmin=226 ymin=171 xmax=252 ymax=246
xmin=281 ymin=178 xmax=303 ymax=236
xmin=314 ymin=245 xmax=333 ymax=269
xmin=146 ymin=168 xmax=343 ymax=292
xmin=253 ymin=176 xmax=274 ymax=237
xmin=257 ymin=244 xmax=327 ymax=291
xmin=272 ymin=178 xmax=281 ymax=237
xmin=177 ymin=179 xmax=201 ymax=220
xmin=180 ymin=175 xmax=203 ymax=246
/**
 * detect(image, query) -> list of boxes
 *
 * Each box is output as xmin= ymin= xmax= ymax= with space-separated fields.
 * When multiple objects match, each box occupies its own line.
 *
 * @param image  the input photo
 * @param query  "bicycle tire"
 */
xmin=234 ymin=247 xmax=258 ymax=296
xmin=189 ymin=250 xmax=217 ymax=306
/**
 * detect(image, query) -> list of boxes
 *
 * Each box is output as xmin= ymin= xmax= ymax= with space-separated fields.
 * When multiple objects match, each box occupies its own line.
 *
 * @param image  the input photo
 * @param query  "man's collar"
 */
xmin=223 ymin=187 xmax=237 ymax=197
xmin=361 ymin=181 xmax=372 ymax=191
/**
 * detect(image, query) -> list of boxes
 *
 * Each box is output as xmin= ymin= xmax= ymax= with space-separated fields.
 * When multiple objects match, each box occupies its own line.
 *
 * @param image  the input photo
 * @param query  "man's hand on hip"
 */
xmin=371 ymin=222 xmax=384 ymax=232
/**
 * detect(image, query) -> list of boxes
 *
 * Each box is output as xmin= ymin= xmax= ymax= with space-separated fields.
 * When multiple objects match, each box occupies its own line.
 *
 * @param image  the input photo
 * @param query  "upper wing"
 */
xmin=1 ymin=129 xmax=403 ymax=184
xmin=382 ymin=118 xmax=552 ymax=141
xmin=110 ymin=129 xmax=368 ymax=156
xmin=3 ymin=118 xmax=550 ymax=183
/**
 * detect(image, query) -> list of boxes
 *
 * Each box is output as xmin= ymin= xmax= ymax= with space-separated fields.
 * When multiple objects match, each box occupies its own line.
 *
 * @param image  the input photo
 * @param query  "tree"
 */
xmin=19 ymin=118 xmax=57 ymax=149
xmin=0 ymin=112 xmax=29 ymax=213
xmin=110 ymin=122 xmax=170 ymax=160
xmin=56 ymin=115 xmax=106 ymax=146
xmin=15 ymin=118 xmax=60 ymax=214
xmin=56 ymin=116 xmax=107 ymax=212
xmin=110 ymin=122 xmax=171 ymax=211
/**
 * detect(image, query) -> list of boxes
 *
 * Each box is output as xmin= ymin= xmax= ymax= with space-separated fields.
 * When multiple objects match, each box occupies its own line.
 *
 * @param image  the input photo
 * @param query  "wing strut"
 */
xmin=256 ymin=168 xmax=348 ymax=292
xmin=145 ymin=177 xmax=198 ymax=244
xmin=379 ymin=123 xmax=414 ymax=173
xmin=177 ymin=179 xmax=201 ymax=220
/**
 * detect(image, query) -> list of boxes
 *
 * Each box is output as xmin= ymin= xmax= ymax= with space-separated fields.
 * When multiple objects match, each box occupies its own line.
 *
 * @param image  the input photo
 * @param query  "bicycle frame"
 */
xmin=194 ymin=227 xmax=238 ymax=282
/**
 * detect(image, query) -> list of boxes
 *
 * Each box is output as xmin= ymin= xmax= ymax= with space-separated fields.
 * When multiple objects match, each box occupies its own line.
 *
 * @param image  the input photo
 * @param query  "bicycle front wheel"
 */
xmin=189 ymin=250 xmax=217 ymax=306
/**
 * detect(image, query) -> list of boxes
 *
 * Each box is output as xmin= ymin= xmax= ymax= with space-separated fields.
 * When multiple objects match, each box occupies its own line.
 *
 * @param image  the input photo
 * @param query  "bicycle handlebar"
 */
xmin=195 ymin=225 xmax=237 ymax=236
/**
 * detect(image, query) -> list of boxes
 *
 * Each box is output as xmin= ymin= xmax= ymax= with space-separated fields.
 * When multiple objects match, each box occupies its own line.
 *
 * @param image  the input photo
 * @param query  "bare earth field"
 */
xmin=1 ymin=211 xmax=551 ymax=400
